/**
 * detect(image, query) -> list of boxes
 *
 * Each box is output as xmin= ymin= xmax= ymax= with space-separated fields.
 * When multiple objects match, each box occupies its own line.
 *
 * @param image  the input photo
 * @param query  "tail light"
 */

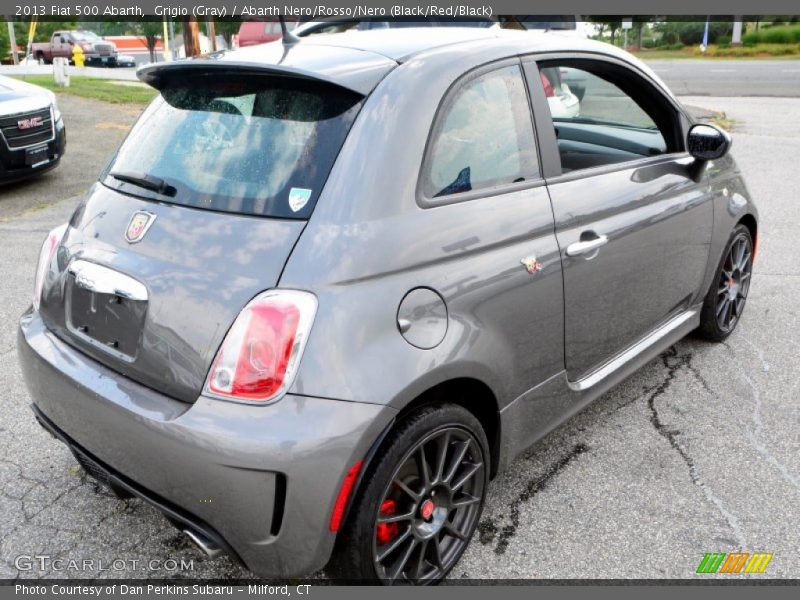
xmin=204 ymin=290 xmax=317 ymax=404
xmin=33 ymin=223 xmax=67 ymax=312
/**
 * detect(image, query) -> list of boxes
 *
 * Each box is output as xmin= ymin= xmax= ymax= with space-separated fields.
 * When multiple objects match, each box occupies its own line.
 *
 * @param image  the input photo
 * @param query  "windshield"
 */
xmin=104 ymin=75 xmax=363 ymax=218
xmin=519 ymin=17 xmax=577 ymax=30
xmin=73 ymin=31 xmax=101 ymax=41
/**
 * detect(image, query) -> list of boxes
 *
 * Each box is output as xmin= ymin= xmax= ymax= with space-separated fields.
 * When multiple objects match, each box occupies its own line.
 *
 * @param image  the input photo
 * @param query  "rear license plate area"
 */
xmin=25 ymin=145 xmax=49 ymax=166
xmin=66 ymin=279 xmax=147 ymax=361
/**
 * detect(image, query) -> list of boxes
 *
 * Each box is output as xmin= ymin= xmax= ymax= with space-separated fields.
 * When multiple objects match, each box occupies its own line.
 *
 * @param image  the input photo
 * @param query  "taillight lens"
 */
xmin=204 ymin=290 xmax=317 ymax=404
xmin=32 ymin=223 xmax=67 ymax=312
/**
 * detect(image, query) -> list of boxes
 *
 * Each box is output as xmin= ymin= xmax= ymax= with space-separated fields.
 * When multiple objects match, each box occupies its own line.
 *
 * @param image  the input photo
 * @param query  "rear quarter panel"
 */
xmin=280 ymin=42 xmax=565 ymax=412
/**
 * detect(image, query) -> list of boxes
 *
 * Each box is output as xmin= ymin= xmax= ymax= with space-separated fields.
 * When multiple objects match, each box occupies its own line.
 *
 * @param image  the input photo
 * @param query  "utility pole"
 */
xmin=7 ymin=22 xmax=18 ymax=65
xmin=181 ymin=18 xmax=201 ymax=57
xmin=162 ymin=18 xmax=170 ymax=61
xmin=732 ymin=17 xmax=743 ymax=47
xmin=168 ymin=18 xmax=176 ymax=60
xmin=206 ymin=18 xmax=216 ymax=52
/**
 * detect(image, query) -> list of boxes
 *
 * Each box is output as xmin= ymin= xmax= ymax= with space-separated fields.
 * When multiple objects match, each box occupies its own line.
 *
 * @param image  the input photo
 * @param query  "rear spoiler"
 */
xmin=137 ymin=51 xmax=394 ymax=97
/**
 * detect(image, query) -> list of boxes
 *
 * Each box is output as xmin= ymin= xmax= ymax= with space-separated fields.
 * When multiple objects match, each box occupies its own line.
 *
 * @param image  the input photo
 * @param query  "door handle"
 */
xmin=566 ymin=234 xmax=609 ymax=257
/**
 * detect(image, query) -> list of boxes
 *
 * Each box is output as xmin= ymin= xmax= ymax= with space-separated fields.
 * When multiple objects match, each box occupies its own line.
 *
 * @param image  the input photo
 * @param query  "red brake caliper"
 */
xmin=376 ymin=499 xmax=399 ymax=545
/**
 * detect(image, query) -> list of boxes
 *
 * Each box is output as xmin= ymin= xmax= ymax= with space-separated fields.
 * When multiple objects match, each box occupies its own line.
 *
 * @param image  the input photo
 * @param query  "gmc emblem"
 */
xmin=17 ymin=116 xmax=43 ymax=130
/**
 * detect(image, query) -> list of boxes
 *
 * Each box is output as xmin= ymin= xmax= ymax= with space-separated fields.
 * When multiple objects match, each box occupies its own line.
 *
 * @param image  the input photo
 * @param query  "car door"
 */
xmin=54 ymin=33 xmax=70 ymax=58
xmin=523 ymin=57 xmax=713 ymax=383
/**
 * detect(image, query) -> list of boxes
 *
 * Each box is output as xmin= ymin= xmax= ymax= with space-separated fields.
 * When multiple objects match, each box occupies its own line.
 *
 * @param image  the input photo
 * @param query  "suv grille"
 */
xmin=0 ymin=107 xmax=54 ymax=149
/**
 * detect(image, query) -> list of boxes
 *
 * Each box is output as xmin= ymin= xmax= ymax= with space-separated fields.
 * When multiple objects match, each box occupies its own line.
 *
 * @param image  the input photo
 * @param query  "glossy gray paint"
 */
xmin=38 ymin=184 xmax=307 ymax=403
xmin=19 ymin=311 xmax=396 ymax=576
xmin=19 ymin=29 xmax=758 ymax=577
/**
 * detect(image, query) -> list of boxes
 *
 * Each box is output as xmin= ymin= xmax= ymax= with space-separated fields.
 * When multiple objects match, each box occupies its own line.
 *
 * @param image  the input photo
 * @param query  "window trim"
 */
xmin=416 ymin=58 xmax=545 ymax=209
xmin=522 ymin=52 xmax=694 ymax=183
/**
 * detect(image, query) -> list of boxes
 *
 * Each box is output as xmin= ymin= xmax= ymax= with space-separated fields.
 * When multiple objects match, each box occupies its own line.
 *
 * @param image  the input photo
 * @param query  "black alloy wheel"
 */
xmin=372 ymin=426 xmax=485 ymax=583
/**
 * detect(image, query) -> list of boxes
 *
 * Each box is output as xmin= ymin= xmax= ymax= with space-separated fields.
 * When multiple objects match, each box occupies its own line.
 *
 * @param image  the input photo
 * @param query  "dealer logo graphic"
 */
xmin=696 ymin=552 xmax=773 ymax=574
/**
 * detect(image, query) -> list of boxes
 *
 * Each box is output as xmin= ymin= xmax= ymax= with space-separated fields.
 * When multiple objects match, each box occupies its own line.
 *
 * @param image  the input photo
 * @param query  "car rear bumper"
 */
xmin=18 ymin=310 xmax=396 ymax=577
xmin=0 ymin=117 xmax=65 ymax=183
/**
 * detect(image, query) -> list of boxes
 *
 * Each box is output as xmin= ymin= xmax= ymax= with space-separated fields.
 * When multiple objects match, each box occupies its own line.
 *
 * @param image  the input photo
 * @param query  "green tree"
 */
xmin=214 ymin=17 xmax=241 ymax=48
xmin=587 ymin=16 xmax=623 ymax=45
xmin=129 ymin=20 xmax=162 ymax=62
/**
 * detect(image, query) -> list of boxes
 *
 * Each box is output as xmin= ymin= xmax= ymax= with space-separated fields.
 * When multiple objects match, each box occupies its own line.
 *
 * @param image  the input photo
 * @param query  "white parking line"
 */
xmin=711 ymin=69 xmax=736 ymax=73
xmin=781 ymin=69 xmax=800 ymax=73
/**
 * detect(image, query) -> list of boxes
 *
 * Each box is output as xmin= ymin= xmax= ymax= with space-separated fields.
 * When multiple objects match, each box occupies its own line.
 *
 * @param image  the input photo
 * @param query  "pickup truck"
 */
xmin=31 ymin=30 xmax=117 ymax=67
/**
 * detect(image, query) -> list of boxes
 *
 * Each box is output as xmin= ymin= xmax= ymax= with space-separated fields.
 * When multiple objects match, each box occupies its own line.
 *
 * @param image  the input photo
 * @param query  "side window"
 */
xmin=423 ymin=65 xmax=539 ymax=199
xmin=538 ymin=65 xmax=670 ymax=173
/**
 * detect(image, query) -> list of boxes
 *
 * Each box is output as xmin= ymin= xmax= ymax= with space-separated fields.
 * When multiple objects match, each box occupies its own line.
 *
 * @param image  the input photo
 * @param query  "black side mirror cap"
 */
xmin=687 ymin=123 xmax=732 ymax=161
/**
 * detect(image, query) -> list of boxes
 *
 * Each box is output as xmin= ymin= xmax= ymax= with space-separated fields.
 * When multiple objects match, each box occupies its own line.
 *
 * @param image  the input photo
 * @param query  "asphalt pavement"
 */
xmin=0 ymin=93 xmax=798 ymax=580
xmin=647 ymin=59 xmax=800 ymax=97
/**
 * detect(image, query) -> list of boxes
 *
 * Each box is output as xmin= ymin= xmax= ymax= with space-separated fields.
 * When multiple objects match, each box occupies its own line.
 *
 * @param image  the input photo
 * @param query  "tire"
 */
xmin=696 ymin=224 xmax=753 ymax=342
xmin=329 ymin=403 xmax=489 ymax=584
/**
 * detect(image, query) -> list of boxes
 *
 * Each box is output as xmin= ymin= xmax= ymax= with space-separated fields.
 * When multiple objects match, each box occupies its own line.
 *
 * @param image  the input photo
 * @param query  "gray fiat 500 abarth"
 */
xmin=19 ymin=28 xmax=758 ymax=583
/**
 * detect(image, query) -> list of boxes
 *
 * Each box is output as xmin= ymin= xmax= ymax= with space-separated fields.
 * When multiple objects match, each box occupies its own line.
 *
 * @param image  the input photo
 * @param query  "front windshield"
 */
xmin=73 ymin=31 xmax=101 ymax=41
xmin=520 ymin=17 xmax=577 ymax=30
xmin=104 ymin=75 xmax=363 ymax=218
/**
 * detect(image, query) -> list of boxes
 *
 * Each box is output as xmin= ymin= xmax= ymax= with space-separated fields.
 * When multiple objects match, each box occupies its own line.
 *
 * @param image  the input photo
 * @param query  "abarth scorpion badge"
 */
xmin=520 ymin=256 xmax=543 ymax=275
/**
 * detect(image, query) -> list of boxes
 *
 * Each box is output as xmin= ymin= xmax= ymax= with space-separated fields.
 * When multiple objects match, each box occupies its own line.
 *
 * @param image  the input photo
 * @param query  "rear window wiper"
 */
xmin=110 ymin=171 xmax=177 ymax=197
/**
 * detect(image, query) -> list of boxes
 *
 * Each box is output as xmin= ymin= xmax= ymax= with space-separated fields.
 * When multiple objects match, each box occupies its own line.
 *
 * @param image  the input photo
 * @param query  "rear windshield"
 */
xmin=103 ymin=75 xmax=363 ymax=218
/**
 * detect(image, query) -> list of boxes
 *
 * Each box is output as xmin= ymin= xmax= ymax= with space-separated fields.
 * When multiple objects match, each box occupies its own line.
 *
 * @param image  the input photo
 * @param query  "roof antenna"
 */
xmin=279 ymin=15 xmax=301 ymax=45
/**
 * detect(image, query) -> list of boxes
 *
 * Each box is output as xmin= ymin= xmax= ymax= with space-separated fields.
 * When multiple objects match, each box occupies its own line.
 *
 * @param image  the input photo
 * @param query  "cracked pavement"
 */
xmin=1 ymin=94 xmax=798 ymax=580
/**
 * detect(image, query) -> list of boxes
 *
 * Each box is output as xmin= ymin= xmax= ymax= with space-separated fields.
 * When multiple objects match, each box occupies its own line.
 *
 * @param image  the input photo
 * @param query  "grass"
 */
xmin=709 ymin=112 xmax=736 ymax=131
xmin=8 ymin=75 xmax=156 ymax=105
xmin=632 ymin=44 xmax=800 ymax=60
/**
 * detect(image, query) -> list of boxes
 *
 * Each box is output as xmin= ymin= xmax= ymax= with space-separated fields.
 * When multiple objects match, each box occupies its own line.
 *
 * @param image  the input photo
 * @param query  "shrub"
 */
xmin=741 ymin=24 xmax=800 ymax=45
xmin=717 ymin=35 xmax=732 ymax=48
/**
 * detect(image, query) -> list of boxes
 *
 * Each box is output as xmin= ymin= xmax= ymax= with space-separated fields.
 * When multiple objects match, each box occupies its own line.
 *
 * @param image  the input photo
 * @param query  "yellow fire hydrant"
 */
xmin=71 ymin=44 xmax=85 ymax=68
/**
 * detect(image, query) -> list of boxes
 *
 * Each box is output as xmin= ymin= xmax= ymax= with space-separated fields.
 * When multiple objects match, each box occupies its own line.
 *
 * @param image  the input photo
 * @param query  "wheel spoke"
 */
xmin=414 ymin=540 xmax=429 ymax=580
xmin=443 ymin=521 xmax=466 ymax=541
xmin=377 ymin=527 xmax=411 ymax=562
xmin=388 ymin=537 xmax=418 ymax=582
xmin=738 ymin=252 xmax=752 ymax=271
xmin=734 ymin=296 xmax=745 ymax=317
xmin=443 ymin=439 xmax=470 ymax=484
xmin=378 ymin=509 xmax=416 ymax=524
xmin=716 ymin=296 xmax=729 ymax=318
xmin=431 ymin=535 xmax=444 ymax=569
xmin=717 ymin=283 xmax=729 ymax=296
xmin=451 ymin=493 xmax=481 ymax=509
xmin=433 ymin=432 xmax=450 ymax=483
xmin=740 ymin=272 xmax=751 ymax=282
xmin=393 ymin=478 xmax=420 ymax=502
xmin=724 ymin=299 xmax=734 ymax=327
xmin=416 ymin=446 xmax=431 ymax=492
xmin=735 ymin=240 xmax=746 ymax=268
xmin=451 ymin=462 xmax=482 ymax=493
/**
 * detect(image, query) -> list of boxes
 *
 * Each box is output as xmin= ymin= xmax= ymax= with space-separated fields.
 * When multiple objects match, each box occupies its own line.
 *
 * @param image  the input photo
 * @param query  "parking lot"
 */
xmin=1 ymin=92 xmax=798 ymax=580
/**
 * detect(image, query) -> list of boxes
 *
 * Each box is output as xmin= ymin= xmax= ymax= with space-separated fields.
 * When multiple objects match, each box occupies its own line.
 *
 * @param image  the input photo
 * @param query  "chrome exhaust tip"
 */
xmin=183 ymin=529 xmax=223 ymax=559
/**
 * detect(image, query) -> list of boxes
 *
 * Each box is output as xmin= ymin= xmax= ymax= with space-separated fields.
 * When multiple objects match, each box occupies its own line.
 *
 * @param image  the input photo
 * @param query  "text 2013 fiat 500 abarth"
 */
xmin=18 ymin=28 xmax=758 ymax=583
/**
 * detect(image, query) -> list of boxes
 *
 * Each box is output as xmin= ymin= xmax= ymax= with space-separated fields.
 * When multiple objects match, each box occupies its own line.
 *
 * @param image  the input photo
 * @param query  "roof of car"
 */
xmin=138 ymin=28 xmax=666 ymax=98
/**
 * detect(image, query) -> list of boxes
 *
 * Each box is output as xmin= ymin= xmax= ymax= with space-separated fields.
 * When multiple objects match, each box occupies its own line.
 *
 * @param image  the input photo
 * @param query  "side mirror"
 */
xmin=687 ymin=123 xmax=731 ymax=161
